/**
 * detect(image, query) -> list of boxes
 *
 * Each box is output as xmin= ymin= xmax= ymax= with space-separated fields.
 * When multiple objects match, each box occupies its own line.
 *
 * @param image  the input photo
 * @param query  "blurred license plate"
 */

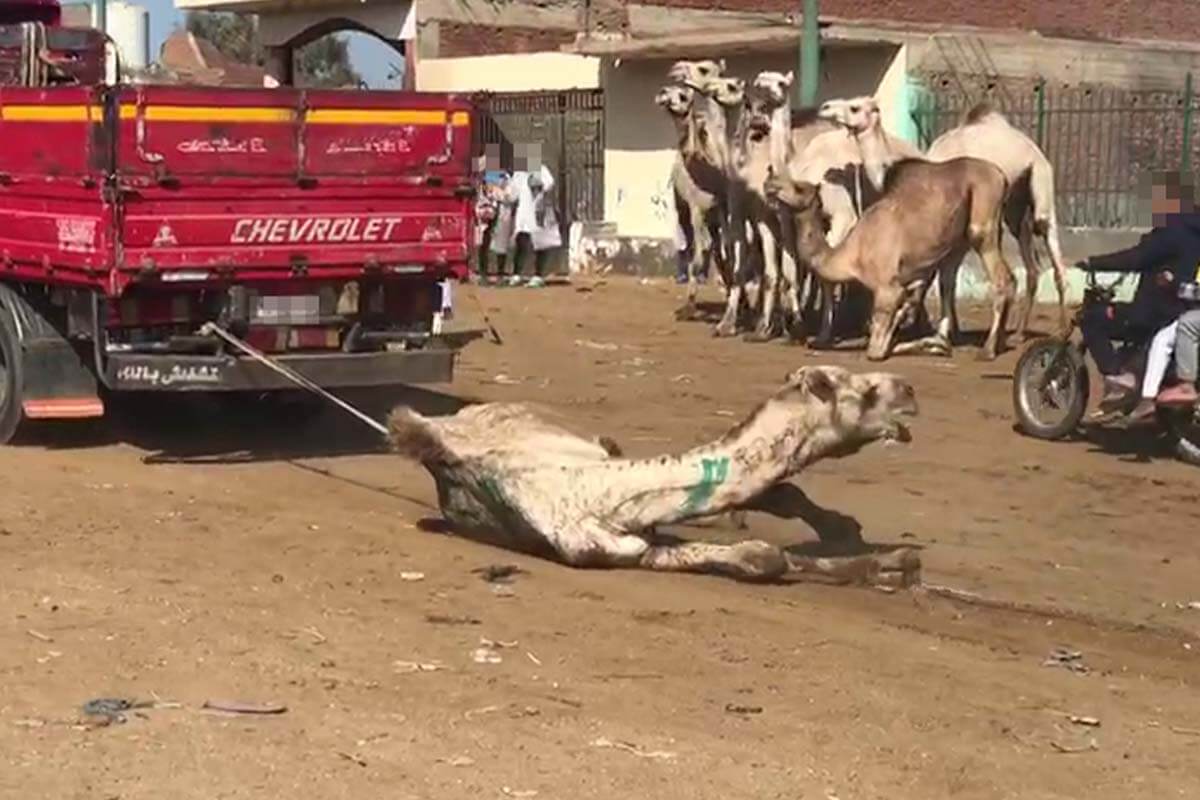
xmin=253 ymin=295 xmax=320 ymax=324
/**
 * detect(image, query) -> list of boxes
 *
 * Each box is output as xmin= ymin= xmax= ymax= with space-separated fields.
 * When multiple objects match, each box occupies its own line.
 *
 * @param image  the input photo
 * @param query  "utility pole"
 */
xmin=799 ymin=0 xmax=819 ymax=107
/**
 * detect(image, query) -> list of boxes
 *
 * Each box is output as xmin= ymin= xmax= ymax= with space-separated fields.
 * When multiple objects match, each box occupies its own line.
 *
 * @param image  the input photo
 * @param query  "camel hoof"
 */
xmin=808 ymin=336 xmax=836 ymax=352
xmin=975 ymin=349 xmax=999 ymax=362
xmin=674 ymin=303 xmax=698 ymax=322
xmin=743 ymin=327 xmax=779 ymax=344
xmin=713 ymin=320 xmax=739 ymax=338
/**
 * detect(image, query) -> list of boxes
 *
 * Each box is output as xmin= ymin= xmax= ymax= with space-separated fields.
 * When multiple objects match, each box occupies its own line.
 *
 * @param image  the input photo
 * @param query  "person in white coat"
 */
xmin=507 ymin=143 xmax=555 ymax=287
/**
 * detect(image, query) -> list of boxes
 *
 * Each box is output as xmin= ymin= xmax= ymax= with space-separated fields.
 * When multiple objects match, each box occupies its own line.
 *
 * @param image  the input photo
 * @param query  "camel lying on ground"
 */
xmin=387 ymin=366 xmax=921 ymax=584
xmin=767 ymin=158 xmax=1015 ymax=361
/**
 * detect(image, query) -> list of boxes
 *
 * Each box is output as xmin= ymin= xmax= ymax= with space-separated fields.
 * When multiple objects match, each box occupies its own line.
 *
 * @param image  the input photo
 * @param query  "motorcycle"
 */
xmin=1011 ymin=271 xmax=1200 ymax=465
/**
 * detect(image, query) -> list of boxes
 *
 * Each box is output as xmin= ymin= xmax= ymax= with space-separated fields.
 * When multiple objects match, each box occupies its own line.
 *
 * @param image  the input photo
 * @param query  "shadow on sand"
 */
xmin=12 ymin=385 xmax=475 ymax=465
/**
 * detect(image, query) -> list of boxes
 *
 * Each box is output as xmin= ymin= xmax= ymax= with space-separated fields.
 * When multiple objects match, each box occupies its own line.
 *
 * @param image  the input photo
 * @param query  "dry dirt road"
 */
xmin=2 ymin=277 xmax=1198 ymax=800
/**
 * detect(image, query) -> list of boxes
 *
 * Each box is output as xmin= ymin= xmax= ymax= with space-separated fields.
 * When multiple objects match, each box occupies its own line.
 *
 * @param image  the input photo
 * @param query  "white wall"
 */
xmin=416 ymin=53 xmax=601 ymax=93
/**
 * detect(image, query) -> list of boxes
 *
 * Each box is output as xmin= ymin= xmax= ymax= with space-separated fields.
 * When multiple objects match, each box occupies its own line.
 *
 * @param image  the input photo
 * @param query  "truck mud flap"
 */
xmin=0 ymin=284 xmax=103 ymax=419
xmin=105 ymin=348 xmax=458 ymax=392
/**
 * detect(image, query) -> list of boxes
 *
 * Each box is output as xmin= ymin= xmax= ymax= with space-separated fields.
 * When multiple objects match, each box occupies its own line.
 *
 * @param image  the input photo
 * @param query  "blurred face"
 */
xmin=1151 ymin=182 xmax=1181 ymax=225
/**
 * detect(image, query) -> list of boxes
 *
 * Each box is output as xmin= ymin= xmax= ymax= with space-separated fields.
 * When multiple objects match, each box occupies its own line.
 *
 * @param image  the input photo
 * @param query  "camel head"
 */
xmin=706 ymin=75 xmax=745 ymax=108
xmin=764 ymin=170 xmax=821 ymax=215
xmin=818 ymin=96 xmax=881 ymax=135
xmin=667 ymin=58 xmax=726 ymax=88
xmin=655 ymin=84 xmax=695 ymax=118
xmin=777 ymin=366 xmax=918 ymax=453
xmin=743 ymin=83 xmax=786 ymax=142
xmin=752 ymin=70 xmax=794 ymax=105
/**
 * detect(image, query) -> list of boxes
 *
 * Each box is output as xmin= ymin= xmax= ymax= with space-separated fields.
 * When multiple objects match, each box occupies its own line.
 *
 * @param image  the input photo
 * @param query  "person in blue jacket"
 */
xmin=1076 ymin=171 xmax=1200 ymax=408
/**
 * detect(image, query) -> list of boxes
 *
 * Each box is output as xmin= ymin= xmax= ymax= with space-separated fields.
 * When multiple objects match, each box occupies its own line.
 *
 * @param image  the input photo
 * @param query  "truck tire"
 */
xmin=0 ymin=304 xmax=26 ymax=444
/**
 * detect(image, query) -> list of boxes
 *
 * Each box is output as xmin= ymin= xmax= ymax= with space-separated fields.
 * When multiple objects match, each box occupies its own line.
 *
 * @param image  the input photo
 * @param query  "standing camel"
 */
xmin=766 ymin=157 xmax=1016 ymax=361
xmin=926 ymin=104 xmax=1069 ymax=338
xmin=818 ymin=99 xmax=1067 ymax=339
xmin=715 ymin=71 xmax=805 ymax=342
xmin=656 ymin=83 xmax=726 ymax=319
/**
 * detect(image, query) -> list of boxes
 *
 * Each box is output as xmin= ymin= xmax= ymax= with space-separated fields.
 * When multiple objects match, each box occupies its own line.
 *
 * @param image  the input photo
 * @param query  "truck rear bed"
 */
xmin=0 ymin=83 xmax=474 ymax=290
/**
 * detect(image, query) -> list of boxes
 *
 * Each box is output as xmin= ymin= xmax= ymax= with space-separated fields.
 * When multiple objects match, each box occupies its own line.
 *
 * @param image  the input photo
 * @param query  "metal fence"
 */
xmin=911 ymin=72 xmax=1199 ymax=228
xmin=471 ymin=89 xmax=606 ymax=233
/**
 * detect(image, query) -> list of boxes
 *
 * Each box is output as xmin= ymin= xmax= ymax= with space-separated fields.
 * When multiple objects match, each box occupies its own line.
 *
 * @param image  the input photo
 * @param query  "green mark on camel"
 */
xmin=682 ymin=456 xmax=729 ymax=514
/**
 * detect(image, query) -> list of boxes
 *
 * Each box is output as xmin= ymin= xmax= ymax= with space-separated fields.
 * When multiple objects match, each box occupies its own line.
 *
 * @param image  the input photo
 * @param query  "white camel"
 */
xmin=818 ymin=98 xmax=1068 ymax=338
xmin=926 ymin=105 xmax=1069 ymax=337
xmin=388 ymin=365 xmax=921 ymax=584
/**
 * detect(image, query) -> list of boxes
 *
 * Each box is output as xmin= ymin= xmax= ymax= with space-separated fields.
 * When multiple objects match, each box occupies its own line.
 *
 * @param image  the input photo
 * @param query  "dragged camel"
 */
xmin=388 ymin=365 xmax=920 ymax=584
xmin=767 ymin=157 xmax=1016 ymax=361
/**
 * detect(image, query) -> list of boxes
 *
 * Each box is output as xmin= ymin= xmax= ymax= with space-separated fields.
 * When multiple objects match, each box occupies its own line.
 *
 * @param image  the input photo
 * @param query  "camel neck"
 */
xmin=854 ymin=126 xmax=895 ymax=189
xmin=791 ymin=207 xmax=858 ymax=283
xmin=767 ymin=105 xmax=792 ymax=172
xmin=597 ymin=401 xmax=845 ymax=530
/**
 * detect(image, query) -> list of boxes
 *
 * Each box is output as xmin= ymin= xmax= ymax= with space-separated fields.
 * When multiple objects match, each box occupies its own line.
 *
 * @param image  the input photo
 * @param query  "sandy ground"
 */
xmin=2 ymin=276 xmax=1199 ymax=800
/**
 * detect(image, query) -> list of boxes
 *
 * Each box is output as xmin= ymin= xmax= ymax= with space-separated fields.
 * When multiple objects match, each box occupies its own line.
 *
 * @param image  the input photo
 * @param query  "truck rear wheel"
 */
xmin=0 ymin=305 xmax=26 ymax=444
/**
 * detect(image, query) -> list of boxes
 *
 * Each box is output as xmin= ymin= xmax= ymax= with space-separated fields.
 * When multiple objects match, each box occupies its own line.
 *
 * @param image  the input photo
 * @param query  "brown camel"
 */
xmin=766 ymin=157 xmax=1015 ymax=361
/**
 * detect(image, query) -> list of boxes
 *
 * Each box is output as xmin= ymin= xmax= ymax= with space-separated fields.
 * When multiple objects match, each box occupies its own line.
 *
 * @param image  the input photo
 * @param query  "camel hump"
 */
xmin=386 ymin=407 xmax=452 ymax=463
xmin=963 ymin=101 xmax=1000 ymax=125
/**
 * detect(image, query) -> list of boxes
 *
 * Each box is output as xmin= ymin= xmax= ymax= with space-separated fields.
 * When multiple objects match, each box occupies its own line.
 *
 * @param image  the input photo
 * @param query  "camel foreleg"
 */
xmin=639 ymin=538 xmax=789 ymax=582
xmin=675 ymin=204 xmax=712 ymax=321
xmin=746 ymin=220 xmax=783 ymax=342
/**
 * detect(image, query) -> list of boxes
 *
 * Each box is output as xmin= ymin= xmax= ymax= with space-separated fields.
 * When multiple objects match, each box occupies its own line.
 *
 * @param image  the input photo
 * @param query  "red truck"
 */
xmin=0 ymin=12 xmax=477 ymax=443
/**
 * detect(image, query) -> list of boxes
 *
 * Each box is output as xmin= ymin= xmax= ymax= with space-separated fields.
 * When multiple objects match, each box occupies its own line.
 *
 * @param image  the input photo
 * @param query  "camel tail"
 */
xmin=386 ymin=407 xmax=453 ymax=463
xmin=1030 ymin=156 xmax=1068 ymax=275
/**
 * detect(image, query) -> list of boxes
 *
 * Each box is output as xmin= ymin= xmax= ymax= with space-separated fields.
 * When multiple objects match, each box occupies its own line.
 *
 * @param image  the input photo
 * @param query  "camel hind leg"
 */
xmin=975 ymin=229 xmax=1016 ymax=361
xmin=1004 ymin=194 xmax=1044 ymax=340
xmin=746 ymin=220 xmax=783 ymax=342
xmin=675 ymin=205 xmax=711 ymax=321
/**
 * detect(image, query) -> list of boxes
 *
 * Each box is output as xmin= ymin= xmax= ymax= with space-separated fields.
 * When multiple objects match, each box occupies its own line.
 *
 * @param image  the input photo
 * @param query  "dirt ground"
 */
xmin=2 ymin=277 xmax=1199 ymax=799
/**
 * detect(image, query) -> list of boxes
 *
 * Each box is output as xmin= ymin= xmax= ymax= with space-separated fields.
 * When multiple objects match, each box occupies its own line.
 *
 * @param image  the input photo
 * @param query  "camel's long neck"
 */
xmin=767 ymin=104 xmax=792 ymax=172
xmin=671 ymin=114 xmax=694 ymax=153
xmin=692 ymin=94 xmax=730 ymax=169
xmin=594 ymin=402 xmax=845 ymax=530
xmin=791 ymin=206 xmax=859 ymax=283
xmin=855 ymin=125 xmax=898 ymax=190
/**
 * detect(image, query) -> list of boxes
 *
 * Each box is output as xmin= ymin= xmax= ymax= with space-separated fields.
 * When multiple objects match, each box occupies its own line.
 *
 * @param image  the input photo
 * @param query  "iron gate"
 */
xmin=472 ymin=89 xmax=605 ymax=235
xmin=911 ymin=72 xmax=1200 ymax=229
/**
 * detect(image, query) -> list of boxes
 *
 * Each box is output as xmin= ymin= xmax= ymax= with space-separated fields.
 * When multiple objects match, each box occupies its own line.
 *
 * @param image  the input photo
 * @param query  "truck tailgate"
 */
xmin=112 ymin=86 xmax=473 ymax=286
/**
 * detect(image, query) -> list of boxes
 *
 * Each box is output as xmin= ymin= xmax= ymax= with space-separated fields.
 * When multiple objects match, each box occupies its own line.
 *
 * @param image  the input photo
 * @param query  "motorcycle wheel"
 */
xmin=1157 ymin=405 xmax=1200 ymax=467
xmin=1012 ymin=337 xmax=1089 ymax=440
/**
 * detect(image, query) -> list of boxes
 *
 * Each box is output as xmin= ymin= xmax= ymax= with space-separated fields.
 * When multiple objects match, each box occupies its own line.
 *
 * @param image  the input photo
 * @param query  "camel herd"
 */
xmin=656 ymin=58 xmax=1070 ymax=360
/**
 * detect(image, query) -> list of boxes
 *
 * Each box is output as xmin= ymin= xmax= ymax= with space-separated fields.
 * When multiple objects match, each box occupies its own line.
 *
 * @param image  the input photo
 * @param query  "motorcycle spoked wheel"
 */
xmin=1012 ymin=337 xmax=1090 ymax=440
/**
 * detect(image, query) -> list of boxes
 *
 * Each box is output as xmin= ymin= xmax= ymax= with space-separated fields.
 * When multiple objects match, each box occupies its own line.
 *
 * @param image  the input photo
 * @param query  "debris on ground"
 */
xmin=399 ymin=571 xmax=425 ymax=582
xmin=1050 ymin=738 xmax=1098 ymax=754
xmin=725 ymin=703 xmax=763 ymax=716
xmin=489 ymin=374 xmax=523 ymax=386
xmin=574 ymin=339 xmax=620 ymax=351
xmin=26 ymin=629 xmax=52 ymax=642
xmin=491 ymin=584 xmax=516 ymax=598
xmin=437 ymin=755 xmax=476 ymax=767
xmin=472 ymin=564 xmax=526 ymax=584
xmin=501 ymin=788 xmax=538 ymax=798
xmin=1170 ymin=726 xmax=1200 ymax=736
xmin=1042 ymin=647 xmax=1089 ymax=674
xmin=79 ymin=697 xmax=152 ymax=727
xmin=335 ymin=751 xmax=368 ymax=767
xmin=591 ymin=737 xmax=676 ymax=760
xmin=472 ymin=638 xmax=516 ymax=664
xmin=1068 ymin=715 xmax=1101 ymax=727
xmin=425 ymin=613 xmax=482 ymax=626
xmin=201 ymin=700 xmax=288 ymax=715
xmin=393 ymin=660 xmax=446 ymax=674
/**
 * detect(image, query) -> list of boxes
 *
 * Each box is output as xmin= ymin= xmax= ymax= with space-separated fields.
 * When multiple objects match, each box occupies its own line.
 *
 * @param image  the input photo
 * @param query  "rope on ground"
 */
xmin=198 ymin=322 xmax=389 ymax=436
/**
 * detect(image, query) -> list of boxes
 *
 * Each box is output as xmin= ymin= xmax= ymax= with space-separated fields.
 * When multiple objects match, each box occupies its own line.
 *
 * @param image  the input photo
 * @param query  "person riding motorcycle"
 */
xmin=1075 ymin=172 xmax=1200 ymax=409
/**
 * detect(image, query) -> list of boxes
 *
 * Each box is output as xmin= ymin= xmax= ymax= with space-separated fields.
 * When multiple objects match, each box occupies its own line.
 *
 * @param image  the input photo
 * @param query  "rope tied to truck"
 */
xmin=199 ymin=322 xmax=389 ymax=436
